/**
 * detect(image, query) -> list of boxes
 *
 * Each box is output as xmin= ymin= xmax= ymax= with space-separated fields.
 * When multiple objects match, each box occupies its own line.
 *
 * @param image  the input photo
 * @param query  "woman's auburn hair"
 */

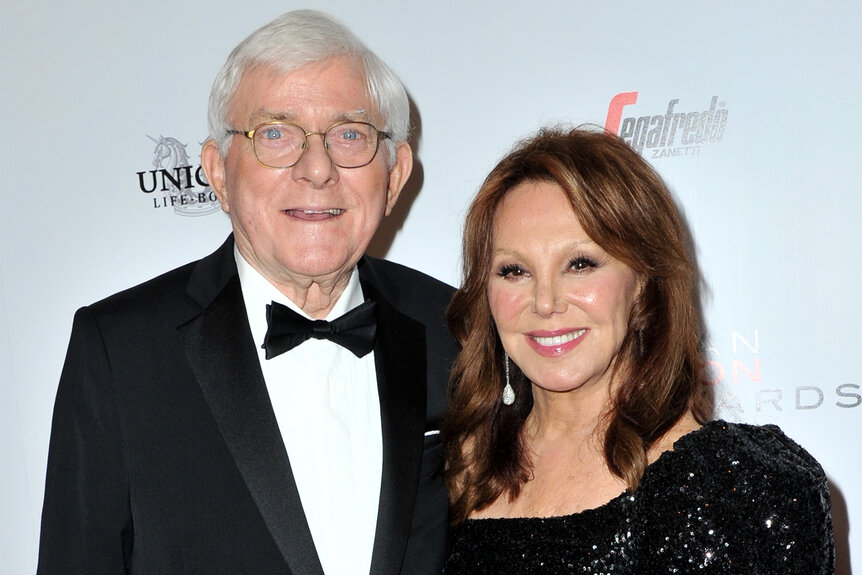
xmin=443 ymin=126 xmax=713 ymax=525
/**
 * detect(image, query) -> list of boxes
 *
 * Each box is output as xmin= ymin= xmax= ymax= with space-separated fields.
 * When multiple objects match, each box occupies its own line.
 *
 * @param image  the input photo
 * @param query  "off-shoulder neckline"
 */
xmin=464 ymin=419 xmax=732 ymax=524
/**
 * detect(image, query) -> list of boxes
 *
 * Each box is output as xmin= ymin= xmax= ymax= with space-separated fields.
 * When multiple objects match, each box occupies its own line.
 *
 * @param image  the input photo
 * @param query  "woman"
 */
xmin=443 ymin=127 xmax=833 ymax=573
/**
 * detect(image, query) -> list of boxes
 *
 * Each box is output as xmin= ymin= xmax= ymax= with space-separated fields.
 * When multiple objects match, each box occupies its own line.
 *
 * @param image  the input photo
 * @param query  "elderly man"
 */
xmin=37 ymin=10 xmax=455 ymax=575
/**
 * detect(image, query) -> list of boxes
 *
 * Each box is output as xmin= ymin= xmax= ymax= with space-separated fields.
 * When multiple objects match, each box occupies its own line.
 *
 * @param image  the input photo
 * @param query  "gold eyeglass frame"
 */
xmin=226 ymin=120 xmax=392 ymax=169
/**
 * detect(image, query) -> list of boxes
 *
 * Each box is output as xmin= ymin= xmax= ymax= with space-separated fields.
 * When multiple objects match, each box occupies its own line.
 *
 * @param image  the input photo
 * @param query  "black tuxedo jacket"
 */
xmin=37 ymin=236 xmax=457 ymax=575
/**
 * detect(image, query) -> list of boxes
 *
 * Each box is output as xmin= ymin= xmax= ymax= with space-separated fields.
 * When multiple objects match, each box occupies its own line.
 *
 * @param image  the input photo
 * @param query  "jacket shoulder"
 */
xmin=83 ymin=236 xmax=235 ymax=321
xmin=359 ymin=256 xmax=455 ymax=319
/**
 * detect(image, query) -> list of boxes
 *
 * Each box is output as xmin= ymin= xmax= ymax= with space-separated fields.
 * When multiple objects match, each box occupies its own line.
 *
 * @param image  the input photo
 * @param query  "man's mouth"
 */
xmin=284 ymin=209 xmax=344 ymax=220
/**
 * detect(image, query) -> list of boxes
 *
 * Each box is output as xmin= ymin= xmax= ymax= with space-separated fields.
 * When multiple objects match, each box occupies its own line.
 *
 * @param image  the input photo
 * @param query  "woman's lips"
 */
xmin=526 ymin=328 xmax=587 ymax=356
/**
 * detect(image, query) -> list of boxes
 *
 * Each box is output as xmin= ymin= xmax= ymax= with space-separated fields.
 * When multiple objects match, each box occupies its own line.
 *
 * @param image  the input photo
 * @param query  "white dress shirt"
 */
xmin=236 ymin=248 xmax=382 ymax=575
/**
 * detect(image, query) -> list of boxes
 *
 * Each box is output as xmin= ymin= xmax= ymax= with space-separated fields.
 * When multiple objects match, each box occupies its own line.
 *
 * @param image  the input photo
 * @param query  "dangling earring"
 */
xmin=502 ymin=352 xmax=515 ymax=405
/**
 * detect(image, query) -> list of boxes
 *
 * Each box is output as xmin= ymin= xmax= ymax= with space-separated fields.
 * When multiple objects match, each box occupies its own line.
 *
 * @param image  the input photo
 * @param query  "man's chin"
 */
xmin=278 ymin=251 xmax=360 ymax=283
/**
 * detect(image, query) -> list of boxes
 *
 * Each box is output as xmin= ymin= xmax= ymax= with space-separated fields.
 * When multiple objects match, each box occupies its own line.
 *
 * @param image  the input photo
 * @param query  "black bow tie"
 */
xmin=262 ymin=300 xmax=377 ymax=359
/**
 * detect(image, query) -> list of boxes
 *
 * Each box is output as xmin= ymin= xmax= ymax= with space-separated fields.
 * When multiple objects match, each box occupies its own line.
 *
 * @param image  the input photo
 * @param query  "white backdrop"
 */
xmin=2 ymin=1 xmax=859 ymax=573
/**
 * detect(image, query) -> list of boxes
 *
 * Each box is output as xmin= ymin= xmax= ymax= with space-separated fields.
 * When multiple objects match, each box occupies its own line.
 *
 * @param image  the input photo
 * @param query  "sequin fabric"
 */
xmin=444 ymin=420 xmax=834 ymax=574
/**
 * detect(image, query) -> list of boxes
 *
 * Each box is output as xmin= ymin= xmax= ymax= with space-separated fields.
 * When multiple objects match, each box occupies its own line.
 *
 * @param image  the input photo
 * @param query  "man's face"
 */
xmin=203 ymin=56 xmax=411 ymax=294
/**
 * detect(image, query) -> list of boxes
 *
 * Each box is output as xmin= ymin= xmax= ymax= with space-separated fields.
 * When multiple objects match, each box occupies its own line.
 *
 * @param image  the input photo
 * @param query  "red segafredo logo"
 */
xmin=605 ymin=92 xmax=728 ymax=158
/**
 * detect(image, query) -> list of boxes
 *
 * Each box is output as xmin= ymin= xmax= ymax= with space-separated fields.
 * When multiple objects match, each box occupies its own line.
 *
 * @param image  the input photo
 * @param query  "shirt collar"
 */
xmin=235 ymin=246 xmax=365 ymax=345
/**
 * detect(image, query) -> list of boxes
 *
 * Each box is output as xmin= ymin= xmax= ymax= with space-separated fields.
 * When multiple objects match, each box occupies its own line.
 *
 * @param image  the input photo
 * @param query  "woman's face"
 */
xmin=487 ymin=180 xmax=641 ymax=397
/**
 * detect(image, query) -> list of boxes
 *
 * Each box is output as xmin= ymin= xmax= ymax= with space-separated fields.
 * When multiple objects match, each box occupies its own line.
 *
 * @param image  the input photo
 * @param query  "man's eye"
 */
xmin=331 ymin=125 xmax=370 ymax=144
xmin=263 ymin=128 xmax=283 ymax=139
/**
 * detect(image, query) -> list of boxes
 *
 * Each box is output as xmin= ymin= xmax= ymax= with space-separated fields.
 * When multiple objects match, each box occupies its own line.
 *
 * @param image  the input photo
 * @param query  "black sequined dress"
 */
xmin=444 ymin=420 xmax=833 ymax=574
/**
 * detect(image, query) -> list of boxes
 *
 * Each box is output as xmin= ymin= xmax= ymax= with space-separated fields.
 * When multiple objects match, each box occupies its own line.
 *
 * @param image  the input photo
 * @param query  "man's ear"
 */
xmin=384 ymin=143 xmax=414 ymax=216
xmin=201 ymin=139 xmax=230 ymax=213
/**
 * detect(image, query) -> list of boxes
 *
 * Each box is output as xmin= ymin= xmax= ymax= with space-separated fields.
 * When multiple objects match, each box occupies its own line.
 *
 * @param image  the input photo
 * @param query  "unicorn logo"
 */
xmin=138 ymin=135 xmax=220 ymax=216
xmin=150 ymin=135 xmax=191 ymax=171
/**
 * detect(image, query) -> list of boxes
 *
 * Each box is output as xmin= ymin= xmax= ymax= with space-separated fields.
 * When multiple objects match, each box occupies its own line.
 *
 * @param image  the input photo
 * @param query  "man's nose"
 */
xmin=291 ymin=133 xmax=339 ymax=188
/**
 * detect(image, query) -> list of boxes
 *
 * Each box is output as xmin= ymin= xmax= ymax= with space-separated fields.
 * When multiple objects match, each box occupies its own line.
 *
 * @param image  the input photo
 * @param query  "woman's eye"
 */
xmin=569 ymin=257 xmax=597 ymax=271
xmin=497 ymin=264 xmax=526 ymax=278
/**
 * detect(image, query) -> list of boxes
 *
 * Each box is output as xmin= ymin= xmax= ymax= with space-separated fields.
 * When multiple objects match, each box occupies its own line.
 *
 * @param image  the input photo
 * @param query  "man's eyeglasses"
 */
xmin=226 ymin=121 xmax=391 ymax=169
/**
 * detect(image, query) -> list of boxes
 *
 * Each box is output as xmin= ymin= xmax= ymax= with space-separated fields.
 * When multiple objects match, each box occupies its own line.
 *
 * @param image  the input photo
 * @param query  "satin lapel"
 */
xmin=362 ymin=280 xmax=428 ymax=575
xmin=180 ymin=269 xmax=324 ymax=575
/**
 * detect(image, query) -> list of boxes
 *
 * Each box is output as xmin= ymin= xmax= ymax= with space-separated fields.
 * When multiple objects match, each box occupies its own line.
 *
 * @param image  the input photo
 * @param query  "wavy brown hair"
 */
xmin=444 ymin=126 xmax=713 ymax=525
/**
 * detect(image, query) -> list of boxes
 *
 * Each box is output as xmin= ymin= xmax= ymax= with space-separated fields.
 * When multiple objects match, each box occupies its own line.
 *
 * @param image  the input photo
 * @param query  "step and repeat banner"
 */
xmin=2 ymin=1 xmax=859 ymax=572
